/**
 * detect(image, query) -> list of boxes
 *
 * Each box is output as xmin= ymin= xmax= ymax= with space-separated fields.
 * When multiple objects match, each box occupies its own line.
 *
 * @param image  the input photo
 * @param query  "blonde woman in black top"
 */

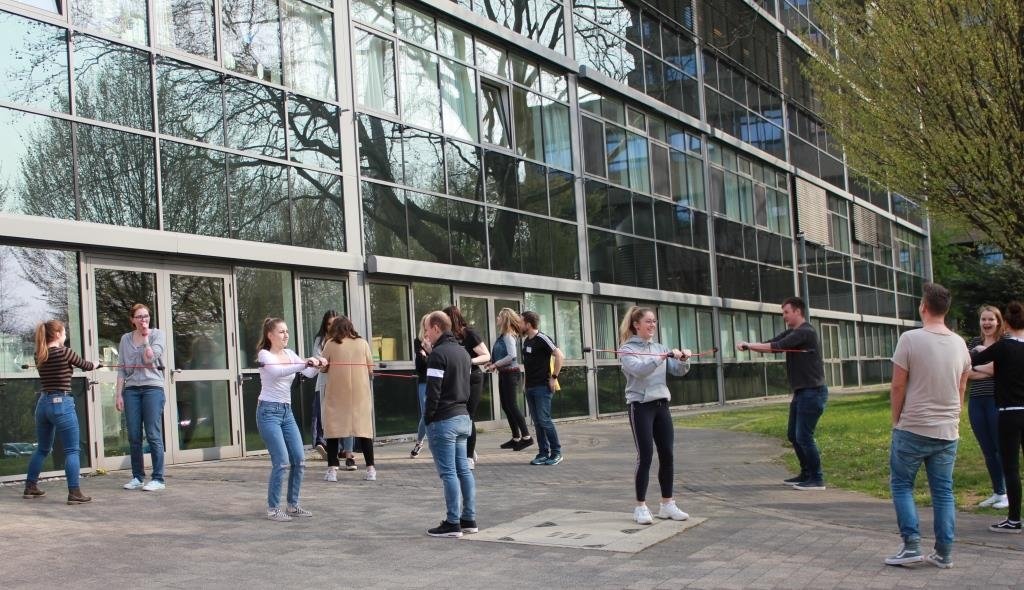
xmin=23 ymin=320 xmax=98 ymax=504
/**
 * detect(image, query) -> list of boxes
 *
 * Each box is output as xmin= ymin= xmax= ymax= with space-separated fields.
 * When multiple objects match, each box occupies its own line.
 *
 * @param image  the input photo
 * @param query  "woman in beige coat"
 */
xmin=320 ymin=316 xmax=377 ymax=481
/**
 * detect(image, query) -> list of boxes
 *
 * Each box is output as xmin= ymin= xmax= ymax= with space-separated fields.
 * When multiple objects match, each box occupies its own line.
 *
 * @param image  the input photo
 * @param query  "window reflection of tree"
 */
xmin=475 ymin=0 xmax=565 ymax=52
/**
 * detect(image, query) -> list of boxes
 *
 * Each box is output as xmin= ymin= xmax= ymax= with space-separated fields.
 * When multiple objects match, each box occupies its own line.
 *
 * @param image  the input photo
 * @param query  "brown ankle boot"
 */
xmin=23 ymin=482 xmax=46 ymax=499
xmin=67 ymin=487 xmax=92 ymax=505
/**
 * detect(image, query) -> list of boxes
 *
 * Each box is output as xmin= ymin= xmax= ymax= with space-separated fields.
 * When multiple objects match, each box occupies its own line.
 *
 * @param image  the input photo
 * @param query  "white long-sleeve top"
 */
xmin=257 ymin=349 xmax=319 ymax=404
xmin=619 ymin=336 xmax=690 ymax=403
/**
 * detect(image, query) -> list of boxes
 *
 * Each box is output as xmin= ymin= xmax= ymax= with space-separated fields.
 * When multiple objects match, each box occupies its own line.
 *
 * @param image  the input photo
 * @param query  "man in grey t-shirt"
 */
xmin=884 ymin=283 xmax=970 ymax=569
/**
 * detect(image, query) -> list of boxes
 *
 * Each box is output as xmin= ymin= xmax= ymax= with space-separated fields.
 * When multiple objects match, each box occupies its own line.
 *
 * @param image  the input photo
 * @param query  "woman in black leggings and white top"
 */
xmin=618 ymin=306 xmax=692 ymax=525
xmin=971 ymin=301 xmax=1024 ymax=533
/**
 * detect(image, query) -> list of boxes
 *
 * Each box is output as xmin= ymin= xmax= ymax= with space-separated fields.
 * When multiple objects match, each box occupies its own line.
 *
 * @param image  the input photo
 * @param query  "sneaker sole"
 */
xmin=635 ymin=519 xmax=653 ymax=525
xmin=23 ymin=494 xmax=45 ymax=499
xmin=656 ymin=515 xmax=689 ymax=521
xmin=792 ymin=485 xmax=826 ymax=491
xmin=989 ymin=527 xmax=1023 ymax=534
xmin=461 ymin=528 xmax=479 ymax=534
xmin=884 ymin=556 xmax=924 ymax=566
xmin=925 ymin=557 xmax=953 ymax=569
xmin=427 ymin=531 xmax=463 ymax=538
xmin=67 ymin=500 xmax=92 ymax=505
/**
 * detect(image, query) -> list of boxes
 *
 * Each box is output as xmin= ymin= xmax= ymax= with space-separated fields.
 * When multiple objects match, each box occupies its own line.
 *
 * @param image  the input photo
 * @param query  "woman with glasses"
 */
xmin=116 ymin=303 xmax=168 ymax=492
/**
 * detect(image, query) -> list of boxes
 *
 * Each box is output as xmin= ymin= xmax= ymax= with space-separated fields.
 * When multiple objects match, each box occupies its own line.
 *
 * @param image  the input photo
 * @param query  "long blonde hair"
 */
xmin=418 ymin=313 xmax=431 ymax=341
xmin=34 ymin=320 xmax=64 ymax=365
xmin=496 ymin=308 xmax=522 ymax=336
xmin=619 ymin=306 xmax=655 ymax=346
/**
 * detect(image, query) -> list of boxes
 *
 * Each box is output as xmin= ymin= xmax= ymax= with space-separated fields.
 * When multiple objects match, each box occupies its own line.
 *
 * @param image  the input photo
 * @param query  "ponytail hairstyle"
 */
xmin=257 ymin=317 xmax=285 ymax=352
xmin=442 ymin=305 xmax=468 ymax=340
xmin=34 ymin=320 xmax=65 ymax=365
xmin=1005 ymin=301 xmax=1024 ymax=331
xmin=618 ymin=306 xmax=655 ymax=346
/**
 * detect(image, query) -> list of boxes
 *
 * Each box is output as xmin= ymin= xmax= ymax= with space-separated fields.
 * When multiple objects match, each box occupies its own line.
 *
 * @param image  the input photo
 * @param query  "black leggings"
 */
xmin=467 ymin=371 xmax=483 ymax=457
xmin=327 ymin=437 xmax=374 ymax=467
xmin=628 ymin=399 xmax=674 ymax=502
xmin=498 ymin=371 xmax=530 ymax=439
xmin=998 ymin=410 xmax=1024 ymax=521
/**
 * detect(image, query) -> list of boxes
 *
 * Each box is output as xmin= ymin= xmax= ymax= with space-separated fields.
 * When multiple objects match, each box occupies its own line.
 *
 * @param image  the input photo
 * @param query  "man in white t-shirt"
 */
xmin=884 ymin=283 xmax=971 ymax=569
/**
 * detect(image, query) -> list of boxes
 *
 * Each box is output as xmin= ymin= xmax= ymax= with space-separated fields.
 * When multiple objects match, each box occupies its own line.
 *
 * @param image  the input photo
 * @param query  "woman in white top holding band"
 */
xmin=256 ymin=317 xmax=324 ymax=522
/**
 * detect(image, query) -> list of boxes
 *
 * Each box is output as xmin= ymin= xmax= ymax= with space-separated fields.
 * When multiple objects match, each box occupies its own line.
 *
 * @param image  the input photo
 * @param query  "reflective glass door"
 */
xmin=455 ymin=291 xmax=523 ymax=424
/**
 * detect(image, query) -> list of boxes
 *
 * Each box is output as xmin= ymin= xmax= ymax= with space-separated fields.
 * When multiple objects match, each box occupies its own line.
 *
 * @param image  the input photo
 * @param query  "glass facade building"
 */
xmin=0 ymin=0 xmax=928 ymax=479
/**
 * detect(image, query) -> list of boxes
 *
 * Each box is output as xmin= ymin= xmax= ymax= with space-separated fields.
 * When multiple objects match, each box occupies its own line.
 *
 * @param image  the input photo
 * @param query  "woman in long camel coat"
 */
xmin=320 ymin=315 xmax=377 ymax=481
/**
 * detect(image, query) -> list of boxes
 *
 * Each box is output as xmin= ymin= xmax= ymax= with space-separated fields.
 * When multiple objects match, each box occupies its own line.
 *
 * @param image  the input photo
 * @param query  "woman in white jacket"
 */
xmin=618 ymin=306 xmax=692 ymax=525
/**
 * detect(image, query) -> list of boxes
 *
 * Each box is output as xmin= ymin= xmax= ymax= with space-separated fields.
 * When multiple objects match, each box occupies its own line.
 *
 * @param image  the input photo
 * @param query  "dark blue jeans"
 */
xmin=968 ymin=395 xmax=1005 ymax=495
xmin=787 ymin=385 xmax=828 ymax=482
xmin=124 ymin=385 xmax=165 ymax=482
xmin=27 ymin=392 xmax=82 ymax=489
xmin=526 ymin=385 xmax=560 ymax=456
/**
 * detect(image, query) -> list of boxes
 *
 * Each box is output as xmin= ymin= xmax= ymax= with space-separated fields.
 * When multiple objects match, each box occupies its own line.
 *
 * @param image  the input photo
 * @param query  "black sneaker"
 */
xmin=792 ymin=480 xmax=826 ymax=491
xmin=427 ymin=520 xmax=463 ymax=538
xmin=515 ymin=437 xmax=534 ymax=451
xmin=460 ymin=519 xmax=479 ymax=533
xmin=989 ymin=519 xmax=1023 ymax=534
xmin=499 ymin=439 xmax=517 ymax=449
xmin=344 ymin=457 xmax=357 ymax=471
xmin=782 ymin=474 xmax=808 ymax=485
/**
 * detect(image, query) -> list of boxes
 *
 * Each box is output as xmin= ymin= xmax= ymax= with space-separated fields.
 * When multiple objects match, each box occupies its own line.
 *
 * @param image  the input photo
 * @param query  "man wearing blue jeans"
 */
xmin=885 ymin=282 xmax=970 ymax=568
xmin=738 ymin=296 xmax=828 ymax=490
xmin=422 ymin=311 xmax=476 ymax=538
xmin=521 ymin=311 xmax=565 ymax=466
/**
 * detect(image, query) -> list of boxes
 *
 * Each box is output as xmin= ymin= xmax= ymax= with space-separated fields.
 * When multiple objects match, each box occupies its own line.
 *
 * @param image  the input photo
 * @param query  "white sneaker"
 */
xmin=634 ymin=505 xmax=654 ymax=525
xmin=467 ymin=458 xmax=476 ymax=470
xmin=141 ymin=480 xmax=165 ymax=491
xmin=980 ymin=493 xmax=1006 ymax=507
xmin=267 ymin=508 xmax=292 ymax=522
xmin=324 ymin=468 xmax=338 ymax=482
xmin=364 ymin=467 xmax=377 ymax=481
xmin=994 ymin=495 xmax=1010 ymax=509
xmin=123 ymin=477 xmax=144 ymax=490
xmin=657 ymin=501 xmax=690 ymax=521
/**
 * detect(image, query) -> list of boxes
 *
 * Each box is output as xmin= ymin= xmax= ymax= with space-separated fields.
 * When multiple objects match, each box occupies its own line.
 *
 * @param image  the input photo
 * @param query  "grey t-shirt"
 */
xmin=892 ymin=328 xmax=971 ymax=441
xmin=117 ymin=329 xmax=166 ymax=388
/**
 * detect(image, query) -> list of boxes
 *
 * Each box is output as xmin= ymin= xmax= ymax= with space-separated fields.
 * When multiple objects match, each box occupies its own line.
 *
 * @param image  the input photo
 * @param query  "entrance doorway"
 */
xmin=820 ymin=323 xmax=843 ymax=388
xmin=84 ymin=257 xmax=241 ymax=471
xmin=454 ymin=290 xmax=523 ymax=425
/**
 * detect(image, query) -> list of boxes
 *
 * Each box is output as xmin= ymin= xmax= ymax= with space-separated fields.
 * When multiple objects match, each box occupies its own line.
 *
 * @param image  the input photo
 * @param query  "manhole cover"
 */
xmin=466 ymin=509 xmax=705 ymax=553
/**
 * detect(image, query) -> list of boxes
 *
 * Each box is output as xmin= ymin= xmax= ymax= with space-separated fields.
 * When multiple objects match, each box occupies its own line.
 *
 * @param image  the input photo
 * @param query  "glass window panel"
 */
xmin=593 ymin=302 xmax=616 ymax=360
xmin=406 ymin=190 xmax=450 ymax=263
xmin=680 ymin=306 xmax=697 ymax=351
xmin=606 ymin=125 xmax=628 ymax=187
xmin=221 ymin=0 xmax=283 ymax=84
xmin=154 ymin=0 xmax=217 ymax=59
xmin=357 ymin=114 xmax=402 ymax=183
xmin=395 ymin=3 xmax=435 ymax=48
xmin=412 ymin=282 xmax=452 ymax=322
xmin=361 ymin=180 xmax=408 ymax=257
xmin=0 ymin=245 xmax=81 ymax=375
xmin=480 ymin=82 xmax=511 ymax=148
xmin=488 ymin=208 xmax=520 ymax=272
xmin=224 ymin=77 xmax=286 ymax=158
xmin=0 ymin=108 xmax=74 ymax=219
xmin=511 ymin=54 xmax=539 ymax=91
xmin=156 ymin=58 xmax=224 ymax=144
xmin=582 ymin=116 xmax=606 ymax=177
xmin=228 ymin=155 xmax=290 ymax=244
xmin=354 ymin=30 xmax=397 ymax=113
xmin=578 ymin=87 xmax=601 ymax=116
xmin=73 ymin=34 xmax=152 ymax=131
xmin=282 ymin=0 xmax=335 ymax=99
xmin=14 ymin=0 xmax=61 ymax=11
xmin=400 ymin=44 xmax=442 ymax=132
xmin=77 ymin=124 xmax=157 ymax=229
xmin=160 ymin=140 xmax=228 ymax=237
xmin=351 ymin=0 xmax=394 ymax=31
xmin=540 ymin=67 xmax=568 ymax=101
xmin=513 ymin=88 xmax=543 ymax=161
xmin=291 ymin=169 xmax=344 ymax=251
xmin=518 ymin=161 xmax=548 ymax=215
xmin=524 ymin=292 xmax=555 ymax=339
xmin=550 ymin=219 xmax=580 ymax=279
xmin=625 ymin=133 xmax=651 ymax=195
xmin=548 ymin=169 xmax=575 ymax=221
xmin=369 ymin=283 xmax=411 ymax=361
xmin=448 ymin=198 xmax=487 ymax=268
xmin=170 ymin=275 xmax=228 ymax=371
xmin=438 ymin=22 xmax=472 ymax=62
xmin=555 ymin=299 xmax=583 ymax=359
xmin=632 ymin=194 xmax=654 ymax=238
xmin=651 ymin=145 xmax=670 ymax=196
xmin=541 ymin=98 xmax=572 ymax=170
xmin=445 ymin=139 xmax=481 ymax=200
xmin=587 ymin=228 xmax=614 ymax=283
xmin=519 ymin=215 xmax=553 ymax=277
xmin=697 ymin=310 xmax=713 ymax=356
xmin=402 ymin=127 xmax=445 ymax=193
xmin=288 ymin=96 xmax=340 ymax=170
xmin=71 ymin=0 xmax=147 ymax=45
xmin=236 ymin=267 xmax=295 ymax=369
xmin=585 ymin=179 xmax=608 ymax=228
xmin=440 ymin=57 xmax=478 ymax=141
xmin=475 ymin=39 xmax=507 ymax=78
xmin=659 ymin=304 xmax=680 ymax=348
xmin=608 ymin=186 xmax=632 ymax=233
xmin=483 ymin=150 xmax=517 ymax=208
xmin=0 ymin=12 xmax=69 ymax=113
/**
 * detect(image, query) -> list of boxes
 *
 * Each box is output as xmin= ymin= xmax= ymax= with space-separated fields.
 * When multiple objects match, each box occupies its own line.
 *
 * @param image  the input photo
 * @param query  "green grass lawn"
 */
xmin=678 ymin=392 xmax=1005 ymax=512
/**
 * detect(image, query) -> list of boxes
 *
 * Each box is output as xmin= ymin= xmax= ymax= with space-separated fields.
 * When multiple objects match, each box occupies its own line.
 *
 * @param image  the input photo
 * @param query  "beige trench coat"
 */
xmin=320 ymin=337 xmax=374 ymax=439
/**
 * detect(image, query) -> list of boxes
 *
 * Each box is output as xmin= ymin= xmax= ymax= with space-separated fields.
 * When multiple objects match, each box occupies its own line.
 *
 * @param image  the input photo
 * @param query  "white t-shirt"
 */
xmin=891 ymin=328 xmax=971 ymax=441
xmin=258 ymin=349 xmax=319 ymax=404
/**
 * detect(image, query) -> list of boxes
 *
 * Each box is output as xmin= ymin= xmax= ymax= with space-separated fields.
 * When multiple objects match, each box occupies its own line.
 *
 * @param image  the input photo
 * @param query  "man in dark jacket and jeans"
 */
xmin=423 ymin=310 xmax=477 ymax=538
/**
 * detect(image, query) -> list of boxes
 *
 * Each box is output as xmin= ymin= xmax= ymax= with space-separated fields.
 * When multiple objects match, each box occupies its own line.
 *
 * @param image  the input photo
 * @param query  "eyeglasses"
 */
xmin=133 ymin=315 xmax=150 ymax=320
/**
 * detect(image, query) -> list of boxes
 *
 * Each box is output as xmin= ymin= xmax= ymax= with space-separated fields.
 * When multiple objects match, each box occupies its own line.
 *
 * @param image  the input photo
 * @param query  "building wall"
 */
xmin=0 ymin=0 xmax=928 ymax=478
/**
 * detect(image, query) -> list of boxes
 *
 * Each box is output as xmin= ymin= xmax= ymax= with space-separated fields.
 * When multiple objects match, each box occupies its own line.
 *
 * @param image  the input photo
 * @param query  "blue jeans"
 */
xmin=890 ymin=428 xmax=957 ymax=556
xmin=968 ymin=395 xmax=1005 ymax=495
xmin=124 ymin=385 xmax=165 ymax=482
xmin=256 ymin=401 xmax=305 ymax=509
xmin=427 ymin=414 xmax=475 ymax=524
xmin=27 ymin=392 xmax=82 ymax=489
xmin=787 ymin=385 xmax=827 ymax=481
xmin=416 ymin=382 xmax=427 ymax=442
xmin=527 ymin=385 xmax=560 ymax=456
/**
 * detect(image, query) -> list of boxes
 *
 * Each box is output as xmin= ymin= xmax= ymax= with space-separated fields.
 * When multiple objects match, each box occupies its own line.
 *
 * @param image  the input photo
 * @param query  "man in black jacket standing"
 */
xmin=423 ymin=310 xmax=477 ymax=538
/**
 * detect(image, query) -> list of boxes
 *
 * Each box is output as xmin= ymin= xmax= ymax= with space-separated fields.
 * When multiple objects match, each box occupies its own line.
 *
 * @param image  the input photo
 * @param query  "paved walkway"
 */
xmin=4 ymin=416 xmax=1023 ymax=589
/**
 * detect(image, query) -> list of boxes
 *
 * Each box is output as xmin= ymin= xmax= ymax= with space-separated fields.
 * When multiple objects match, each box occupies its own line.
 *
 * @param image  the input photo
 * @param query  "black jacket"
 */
xmin=424 ymin=332 xmax=471 ymax=424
